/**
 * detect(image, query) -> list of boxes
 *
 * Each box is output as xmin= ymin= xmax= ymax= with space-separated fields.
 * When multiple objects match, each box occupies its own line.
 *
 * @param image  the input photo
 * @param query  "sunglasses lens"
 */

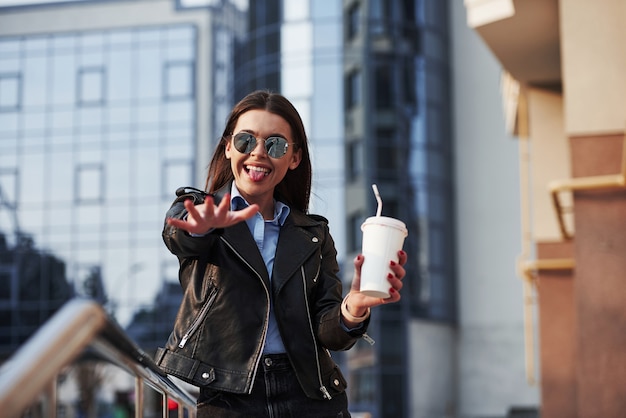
xmin=232 ymin=133 xmax=289 ymax=158
xmin=233 ymin=133 xmax=256 ymax=154
xmin=266 ymin=137 xmax=288 ymax=158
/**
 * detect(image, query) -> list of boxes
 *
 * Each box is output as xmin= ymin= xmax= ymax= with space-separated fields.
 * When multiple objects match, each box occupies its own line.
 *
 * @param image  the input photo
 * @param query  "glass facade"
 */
xmin=343 ymin=0 xmax=455 ymax=416
xmin=354 ymin=0 xmax=455 ymax=318
xmin=0 ymin=1 xmax=456 ymax=416
xmin=237 ymin=0 xmax=347 ymax=258
xmin=0 ymin=24 xmax=197 ymax=348
xmin=235 ymin=0 xmax=281 ymax=98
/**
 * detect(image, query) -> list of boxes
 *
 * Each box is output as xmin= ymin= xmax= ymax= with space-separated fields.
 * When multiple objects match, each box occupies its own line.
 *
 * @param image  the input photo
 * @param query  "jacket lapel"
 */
xmin=221 ymin=222 xmax=270 ymax=282
xmin=214 ymin=185 xmax=270 ymax=286
xmin=213 ymin=182 xmax=322 ymax=292
xmin=272 ymin=213 xmax=321 ymax=293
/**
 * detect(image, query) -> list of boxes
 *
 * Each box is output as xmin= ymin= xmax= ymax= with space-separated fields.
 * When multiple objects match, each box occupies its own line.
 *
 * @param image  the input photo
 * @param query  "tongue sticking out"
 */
xmin=248 ymin=169 xmax=267 ymax=182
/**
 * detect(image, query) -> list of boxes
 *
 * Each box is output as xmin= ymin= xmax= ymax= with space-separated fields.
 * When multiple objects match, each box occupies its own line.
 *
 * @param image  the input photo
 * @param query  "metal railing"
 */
xmin=549 ymin=134 xmax=626 ymax=240
xmin=0 ymin=298 xmax=196 ymax=418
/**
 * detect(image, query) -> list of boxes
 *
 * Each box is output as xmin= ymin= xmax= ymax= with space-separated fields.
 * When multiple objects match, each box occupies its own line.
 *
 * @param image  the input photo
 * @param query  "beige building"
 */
xmin=464 ymin=0 xmax=626 ymax=417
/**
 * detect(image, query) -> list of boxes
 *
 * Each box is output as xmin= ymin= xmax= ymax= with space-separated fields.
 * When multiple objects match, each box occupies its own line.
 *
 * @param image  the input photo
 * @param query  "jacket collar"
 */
xmin=213 ymin=182 xmax=324 ymax=292
xmin=213 ymin=182 xmax=322 ymax=228
xmin=272 ymin=215 xmax=323 ymax=293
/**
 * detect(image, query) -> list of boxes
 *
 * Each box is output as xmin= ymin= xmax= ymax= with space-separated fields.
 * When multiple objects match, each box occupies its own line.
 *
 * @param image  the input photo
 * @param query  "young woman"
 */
xmin=156 ymin=90 xmax=407 ymax=417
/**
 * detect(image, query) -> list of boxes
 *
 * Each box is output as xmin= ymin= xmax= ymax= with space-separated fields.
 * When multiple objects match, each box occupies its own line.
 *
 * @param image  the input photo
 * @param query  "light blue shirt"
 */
xmin=230 ymin=184 xmax=289 ymax=354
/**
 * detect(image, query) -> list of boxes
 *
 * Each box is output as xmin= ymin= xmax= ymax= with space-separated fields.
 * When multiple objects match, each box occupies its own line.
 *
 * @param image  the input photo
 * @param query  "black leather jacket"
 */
xmin=155 ymin=184 xmax=369 ymax=400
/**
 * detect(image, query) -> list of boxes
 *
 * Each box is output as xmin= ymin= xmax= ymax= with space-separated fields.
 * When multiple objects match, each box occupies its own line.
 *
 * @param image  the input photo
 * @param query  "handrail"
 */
xmin=0 ymin=298 xmax=196 ymax=418
xmin=550 ymin=135 xmax=626 ymax=240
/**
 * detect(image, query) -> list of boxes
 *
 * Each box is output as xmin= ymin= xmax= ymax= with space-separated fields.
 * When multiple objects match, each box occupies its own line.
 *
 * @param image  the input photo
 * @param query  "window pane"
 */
xmin=106 ymin=150 xmax=130 ymax=200
xmin=0 ymin=168 xmax=18 ymax=206
xmin=138 ymin=104 xmax=160 ymax=125
xmin=167 ymin=42 xmax=194 ymax=61
xmin=0 ymin=112 xmax=18 ymax=134
xmin=52 ymin=109 xmax=75 ymax=131
xmin=347 ymin=4 xmax=360 ymax=39
xmin=347 ymin=140 xmax=363 ymax=180
xmin=23 ymin=56 xmax=47 ymax=107
xmin=108 ymin=49 xmax=132 ymax=102
xmin=0 ymin=38 xmax=21 ymax=55
xmin=76 ymin=163 xmax=104 ymax=203
xmin=109 ymin=30 xmax=133 ymax=46
xmin=164 ymin=62 xmax=192 ymax=99
xmin=0 ymin=73 xmax=21 ymax=110
xmin=78 ymin=67 xmax=105 ymax=105
xmin=375 ymin=63 xmax=393 ymax=109
xmin=162 ymin=159 xmax=191 ymax=197
xmin=346 ymin=71 xmax=361 ymax=108
xmin=137 ymin=48 xmax=161 ymax=100
xmin=52 ymin=34 xmax=76 ymax=52
xmin=51 ymin=54 xmax=76 ymax=106
xmin=167 ymin=26 xmax=194 ymax=42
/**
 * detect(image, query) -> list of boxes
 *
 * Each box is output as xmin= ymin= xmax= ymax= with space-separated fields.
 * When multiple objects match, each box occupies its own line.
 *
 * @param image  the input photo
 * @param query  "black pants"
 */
xmin=197 ymin=353 xmax=350 ymax=418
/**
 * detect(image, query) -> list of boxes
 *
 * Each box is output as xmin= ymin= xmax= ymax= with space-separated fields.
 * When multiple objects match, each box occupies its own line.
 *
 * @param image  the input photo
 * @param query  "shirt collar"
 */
xmin=230 ymin=183 xmax=290 ymax=226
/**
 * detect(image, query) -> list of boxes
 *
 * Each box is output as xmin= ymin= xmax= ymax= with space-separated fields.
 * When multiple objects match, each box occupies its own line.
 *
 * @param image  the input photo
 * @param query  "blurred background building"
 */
xmin=6 ymin=0 xmax=624 ymax=417
xmin=464 ymin=1 xmax=626 ymax=418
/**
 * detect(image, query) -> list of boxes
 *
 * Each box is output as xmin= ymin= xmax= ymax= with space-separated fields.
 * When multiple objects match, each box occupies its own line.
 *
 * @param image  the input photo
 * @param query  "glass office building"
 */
xmin=0 ymin=23 xmax=197 ymax=317
xmin=1 ymin=0 xmax=458 ymax=416
xmin=0 ymin=0 xmax=244 ymax=352
xmin=342 ymin=0 xmax=455 ymax=416
xmin=237 ymin=1 xmax=454 ymax=417
xmin=238 ymin=0 xmax=347 ymax=257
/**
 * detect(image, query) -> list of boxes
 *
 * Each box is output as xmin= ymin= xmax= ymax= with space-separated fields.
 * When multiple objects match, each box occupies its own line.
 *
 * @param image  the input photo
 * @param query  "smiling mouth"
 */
xmin=246 ymin=165 xmax=270 ymax=181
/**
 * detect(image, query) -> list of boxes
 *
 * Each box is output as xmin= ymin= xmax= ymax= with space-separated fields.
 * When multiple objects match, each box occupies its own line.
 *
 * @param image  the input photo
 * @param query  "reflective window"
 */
xmin=370 ymin=0 xmax=392 ymax=36
xmin=78 ymin=67 xmax=105 ymax=106
xmin=347 ymin=3 xmax=360 ymax=40
xmin=374 ymin=62 xmax=394 ymax=109
xmin=346 ymin=70 xmax=361 ymax=108
xmin=0 ymin=24 xmax=198 ymax=351
xmin=0 ymin=73 xmax=21 ymax=111
xmin=0 ymin=168 xmax=17 ymax=206
xmin=162 ymin=159 xmax=192 ymax=199
xmin=348 ymin=211 xmax=365 ymax=253
xmin=347 ymin=140 xmax=363 ymax=181
xmin=350 ymin=366 xmax=376 ymax=405
xmin=164 ymin=61 xmax=193 ymax=100
xmin=76 ymin=163 xmax=104 ymax=204
xmin=375 ymin=129 xmax=397 ymax=179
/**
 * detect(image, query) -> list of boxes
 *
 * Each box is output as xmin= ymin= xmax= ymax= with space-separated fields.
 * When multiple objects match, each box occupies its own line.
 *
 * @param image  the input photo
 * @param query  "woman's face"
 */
xmin=225 ymin=109 xmax=302 ymax=211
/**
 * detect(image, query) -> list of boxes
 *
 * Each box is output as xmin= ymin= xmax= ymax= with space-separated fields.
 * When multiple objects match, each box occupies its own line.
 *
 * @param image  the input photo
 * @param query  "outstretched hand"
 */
xmin=166 ymin=193 xmax=259 ymax=235
xmin=343 ymin=250 xmax=408 ymax=321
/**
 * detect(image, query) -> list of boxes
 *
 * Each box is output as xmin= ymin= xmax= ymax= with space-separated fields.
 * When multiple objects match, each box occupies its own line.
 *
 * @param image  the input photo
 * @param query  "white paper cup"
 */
xmin=359 ymin=216 xmax=408 ymax=298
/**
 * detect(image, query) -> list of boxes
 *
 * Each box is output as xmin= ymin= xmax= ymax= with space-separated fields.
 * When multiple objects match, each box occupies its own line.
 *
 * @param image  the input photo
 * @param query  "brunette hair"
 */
xmin=204 ymin=90 xmax=312 ymax=213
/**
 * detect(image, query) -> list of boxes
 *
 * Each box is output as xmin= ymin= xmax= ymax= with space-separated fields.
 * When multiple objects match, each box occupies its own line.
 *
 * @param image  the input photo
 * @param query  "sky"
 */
xmin=0 ymin=0 xmax=249 ymax=8
xmin=0 ymin=0 xmax=84 ymax=6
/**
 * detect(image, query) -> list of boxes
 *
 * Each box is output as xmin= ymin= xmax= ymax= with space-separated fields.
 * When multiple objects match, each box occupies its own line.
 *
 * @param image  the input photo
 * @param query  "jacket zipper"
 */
xmin=220 ymin=236 xmax=270 ymax=393
xmin=301 ymin=265 xmax=332 ymax=400
xmin=362 ymin=333 xmax=375 ymax=345
xmin=178 ymin=288 xmax=218 ymax=348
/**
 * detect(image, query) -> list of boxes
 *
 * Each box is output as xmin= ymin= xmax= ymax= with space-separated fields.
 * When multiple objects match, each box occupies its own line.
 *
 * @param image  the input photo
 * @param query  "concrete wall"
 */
xmin=449 ymin=0 xmax=540 ymax=416
xmin=560 ymin=0 xmax=626 ymax=135
xmin=527 ymin=89 xmax=570 ymax=241
xmin=409 ymin=320 xmax=456 ymax=417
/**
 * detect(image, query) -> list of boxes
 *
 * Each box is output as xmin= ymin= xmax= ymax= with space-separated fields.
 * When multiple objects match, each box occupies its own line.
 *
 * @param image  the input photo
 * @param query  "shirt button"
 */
xmin=264 ymin=357 xmax=273 ymax=367
xmin=202 ymin=372 xmax=210 ymax=379
xmin=312 ymin=237 xmax=319 ymax=243
xmin=333 ymin=378 xmax=340 ymax=386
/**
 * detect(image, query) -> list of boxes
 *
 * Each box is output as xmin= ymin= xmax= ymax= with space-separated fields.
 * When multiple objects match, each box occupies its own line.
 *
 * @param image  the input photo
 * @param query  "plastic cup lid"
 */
xmin=361 ymin=216 xmax=408 ymax=235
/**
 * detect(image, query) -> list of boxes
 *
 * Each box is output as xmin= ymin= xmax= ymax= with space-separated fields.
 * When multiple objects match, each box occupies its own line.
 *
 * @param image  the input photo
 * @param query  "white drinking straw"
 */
xmin=372 ymin=184 xmax=382 ymax=217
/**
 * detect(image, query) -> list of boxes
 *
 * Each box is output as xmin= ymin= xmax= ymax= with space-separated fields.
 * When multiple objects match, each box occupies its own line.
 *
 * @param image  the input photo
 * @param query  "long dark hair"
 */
xmin=204 ymin=90 xmax=312 ymax=213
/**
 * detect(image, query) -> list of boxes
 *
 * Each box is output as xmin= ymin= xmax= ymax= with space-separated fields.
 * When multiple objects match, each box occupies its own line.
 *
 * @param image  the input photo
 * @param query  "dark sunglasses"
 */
xmin=231 ymin=132 xmax=293 ymax=159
